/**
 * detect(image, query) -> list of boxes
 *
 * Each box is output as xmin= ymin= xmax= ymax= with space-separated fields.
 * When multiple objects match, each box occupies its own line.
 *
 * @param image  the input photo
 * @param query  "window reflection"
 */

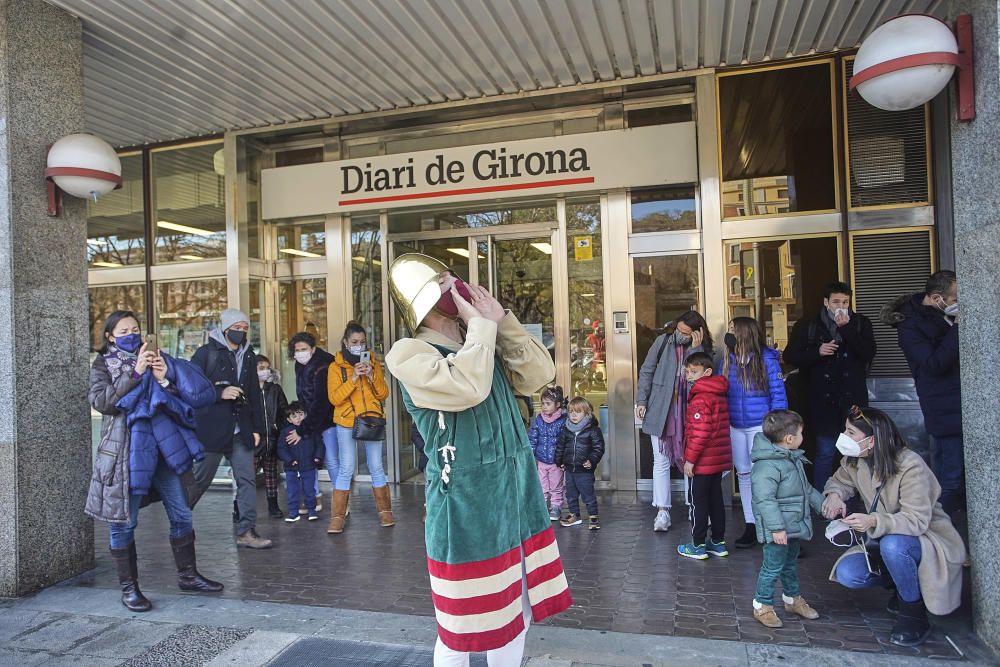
xmin=388 ymin=203 xmax=556 ymax=234
xmin=351 ymin=216 xmax=383 ymax=351
xmin=89 ymin=284 xmax=146 ymax=353
xmin=278 ymin=278 xmax=327 ymax=399
xmin=631 ymin=186 xmax=697 ymax=233
xmin=154 ymin=278 xmax=227 ymax=360
xmin=566 ymin=201 xmax=607 ymax=421
xmin=87 ymin=154 xmax=145 ymax=268
xmin=276 ymin=220 xmax=325 ymax=257
xmin=152 ymin=143 xmax=227 ymax=263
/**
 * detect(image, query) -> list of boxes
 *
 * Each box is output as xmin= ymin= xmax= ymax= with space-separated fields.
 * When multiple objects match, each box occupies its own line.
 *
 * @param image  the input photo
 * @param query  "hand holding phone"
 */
xmin=145 ymin=334 xmax=158 ymax=354
xmin=360 ymin=350 xmax=371 ymax=365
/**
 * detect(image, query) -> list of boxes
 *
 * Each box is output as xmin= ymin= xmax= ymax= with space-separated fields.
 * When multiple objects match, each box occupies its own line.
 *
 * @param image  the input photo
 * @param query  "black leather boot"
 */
xmin=890 ymin=596 xmax=932 ymax=646
xmin=735 ymin=523 xmax=758 ymax=549
xmin=170 ymin=532 xmax=224 ymax=593
xmin=267 ymin=496 xmax=283 ymax=519
xmin=232 ymin=499 xmax=240 ymax=523
xmin=110 ymin=544 xmax=152 ymax=612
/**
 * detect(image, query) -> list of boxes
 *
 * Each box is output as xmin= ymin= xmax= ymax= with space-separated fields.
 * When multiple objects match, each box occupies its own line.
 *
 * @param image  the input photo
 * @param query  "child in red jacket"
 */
xmin=677 ymin=352 xmax=733 ymax=560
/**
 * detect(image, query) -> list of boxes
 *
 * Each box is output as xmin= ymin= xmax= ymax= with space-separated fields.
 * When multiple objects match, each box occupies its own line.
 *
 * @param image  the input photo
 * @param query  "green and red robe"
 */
xmin=386 ymin=314 xmax=572 ymax=652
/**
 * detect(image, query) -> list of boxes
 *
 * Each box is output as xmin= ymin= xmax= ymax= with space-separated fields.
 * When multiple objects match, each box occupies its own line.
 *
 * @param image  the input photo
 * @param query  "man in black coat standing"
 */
xmin=190 ymin=308 xmax=272 ymax=549
xmin=887 ymin=270 xmax=963 ymax=515
xmin=785 ymin=281 xmax=876 ymax=492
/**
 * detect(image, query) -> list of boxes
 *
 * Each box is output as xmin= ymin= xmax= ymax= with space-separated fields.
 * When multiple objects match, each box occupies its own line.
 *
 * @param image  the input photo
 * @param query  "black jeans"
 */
xmin=565 ymin=471 xmax=598 ymax=516
xmin=688 ymin=472 xmax=725 ymax=545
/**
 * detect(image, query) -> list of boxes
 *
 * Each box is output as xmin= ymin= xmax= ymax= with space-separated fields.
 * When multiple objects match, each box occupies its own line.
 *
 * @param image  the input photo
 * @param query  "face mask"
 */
xmin=226 ymin=329 xmax=247 ymax=346
xmin=724 ymin=332 xmax=737 ymax=350
xmin=348 ymin=345 xmax=365 ymax=356
xmin=825 ymin=519 xmax=857 ymax=548
xmin=835 ymin=432 xmax=871 ymax=457
xmin=675 ymin=334 xmax=692 ymax=345
xmin=257 ymin=369 xmax=271 ymax=382
xmin=829 ymin=308 xmax=849 ymax=320
xmin=294 ymin=350 xmax=313 ymax=365
xmin=115 ymin=333 xmax=142 ymax=354
xmin=435 ymin=277 xmax=474 ymax=318
xmin=944 ymin=302 xmax=959 ymax=317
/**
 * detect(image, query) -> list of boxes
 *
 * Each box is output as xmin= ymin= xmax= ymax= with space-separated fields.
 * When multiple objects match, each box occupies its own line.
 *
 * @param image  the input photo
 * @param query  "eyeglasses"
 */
xmin=848 ymin=404 xmax=872 ymax=429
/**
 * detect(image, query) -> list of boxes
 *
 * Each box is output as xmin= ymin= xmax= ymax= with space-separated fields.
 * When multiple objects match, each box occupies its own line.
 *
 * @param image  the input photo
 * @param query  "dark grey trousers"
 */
xmin=192 ymin=435 xmax=257 ymax=535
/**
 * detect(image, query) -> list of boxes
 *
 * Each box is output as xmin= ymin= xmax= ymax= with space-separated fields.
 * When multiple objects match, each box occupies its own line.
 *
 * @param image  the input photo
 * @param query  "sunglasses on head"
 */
xmin=848 ymin=404 xmax=872 ymax=429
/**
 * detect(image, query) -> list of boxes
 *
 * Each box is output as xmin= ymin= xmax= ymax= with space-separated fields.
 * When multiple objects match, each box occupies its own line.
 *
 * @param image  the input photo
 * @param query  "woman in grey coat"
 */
xmin=635 ymin=310 xmax=712 ymax=531
xmin=88 ymin=310 xmax=223 ymax=612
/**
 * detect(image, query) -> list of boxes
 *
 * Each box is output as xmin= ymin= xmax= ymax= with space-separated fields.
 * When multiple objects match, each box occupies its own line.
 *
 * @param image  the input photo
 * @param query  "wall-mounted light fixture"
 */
xmin=45 ymin=133 xmax=121 ymax=216
xmin=850 ymin=14 xmax=975 ymax=121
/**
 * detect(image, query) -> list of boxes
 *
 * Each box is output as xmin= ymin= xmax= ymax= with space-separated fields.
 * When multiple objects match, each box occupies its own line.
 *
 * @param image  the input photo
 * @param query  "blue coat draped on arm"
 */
xmin=116 ymin=354 xmax=215 ymax=496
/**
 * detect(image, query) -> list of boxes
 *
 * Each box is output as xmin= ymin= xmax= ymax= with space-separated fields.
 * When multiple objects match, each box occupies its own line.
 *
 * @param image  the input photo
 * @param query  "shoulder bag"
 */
xmin=342 ymin=366 xmax=386 ymax=441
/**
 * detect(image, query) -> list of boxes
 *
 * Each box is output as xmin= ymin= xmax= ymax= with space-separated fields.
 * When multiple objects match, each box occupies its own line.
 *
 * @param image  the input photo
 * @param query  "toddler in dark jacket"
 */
xmin=556 ymin=396 xmax=605 ymax=530
xmin=277 ymin=401 xmax=325 ymax=523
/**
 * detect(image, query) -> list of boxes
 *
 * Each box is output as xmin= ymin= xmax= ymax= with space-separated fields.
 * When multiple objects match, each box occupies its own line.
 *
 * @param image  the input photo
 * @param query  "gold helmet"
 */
xmin=388 ymin=253 xmax=449 ymax=333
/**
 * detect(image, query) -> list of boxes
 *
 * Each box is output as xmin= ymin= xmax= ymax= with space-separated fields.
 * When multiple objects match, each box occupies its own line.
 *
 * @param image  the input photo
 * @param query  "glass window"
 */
xmin=351 ymin=216 xmax=383 ymax=352
xmin=276 ymin=219 xmax=325 ymax=258
xmin=245 ymin=144 xmax=263 ymax=259
xmin=275 ymin=146 xmax=324 ymax=167
xmin=87 ymin=154 xmax=145 ymax=268
xmin=724 ymin=237 xmax=839 ymax=355
xmin=566 ymin=201 xmax=607 ymax=422
xmin=89 ymin=284 xmax=146 ymax=353
xmin=154 ymin=278 xmax=227 ymax=360
xmin=631 ymin=186 xmax=697 ymax=233
xmin=248 ymin=279 xmax=265 ymax=354
xmin=719 ymin=62 xmax=837 ymax=218
xmin=388 ymin=203 xmax=556 ymax=234
xmin=152 ymin=143 xmax=227 ymax=263
xmin=277 ymin=278 xmax=327 ymax=400
xmin=627 ymin=104 xmax=693 ymax=127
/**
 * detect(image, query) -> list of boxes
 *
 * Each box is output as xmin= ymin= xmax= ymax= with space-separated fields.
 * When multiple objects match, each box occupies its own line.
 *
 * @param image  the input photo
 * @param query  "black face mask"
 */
xmin=226 ymin=329 xmax=247 ymax=346
xmin=724 ymin=332 xmax=737 ymax=350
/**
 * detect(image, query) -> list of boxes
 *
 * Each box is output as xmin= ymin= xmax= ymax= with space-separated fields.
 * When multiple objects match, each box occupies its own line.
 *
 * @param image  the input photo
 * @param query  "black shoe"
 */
xmin=890 ymin=597 xmax=932 ymax=647
xmin=735 ymin=523 xmax=758 ymax=549
xmin=110 ymin=544 xmax=152 ymax=612
xmin=232 ymin=499 xmax=240 ymax=524
xmin=267 ymin=497 xmax=283 ymax=519
xmin=170 ymin=532 xmax=224 ymax=593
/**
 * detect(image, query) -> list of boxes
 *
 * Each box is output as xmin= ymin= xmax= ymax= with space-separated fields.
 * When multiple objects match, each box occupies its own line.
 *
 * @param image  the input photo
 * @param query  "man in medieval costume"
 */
xmin=385 ymin=254 xmax=573 ymax=666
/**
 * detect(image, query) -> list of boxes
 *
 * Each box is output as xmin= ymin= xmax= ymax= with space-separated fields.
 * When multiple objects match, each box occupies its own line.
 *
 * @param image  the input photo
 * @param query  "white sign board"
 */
xmin=262 ymin=124 xmax=697 ymax=219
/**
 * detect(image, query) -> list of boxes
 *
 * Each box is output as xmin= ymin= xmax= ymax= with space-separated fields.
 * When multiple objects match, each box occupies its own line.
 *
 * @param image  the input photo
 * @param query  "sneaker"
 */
xmin=653 ymin=509 xmax=671 ymax=532
xmin=706 ymin=540 xmax=729 ymax=557
xmin=314 ymin=495 xmax=323 ymax=512
xmin=560 ymin=513 xmax=583 ymax=527
xmin=307 ymin=511 xmax=319 ymax=521
xmin=677 ymin=543 xmax=708 ymax=560
xmin=285 ymin=514 xmax=300 ymax=523
xmin=549 ymin=506 xmax=561 ymax=521
xmin=783 ymin=594 xmax=819 ymax=620
xmin=588 ymin=516 xmax=601 ymax=530
xmin=298 ymin=504 xmax=308 ymax=516
xmin=236 ymin=529 xmax=273 ymax=549
xmin=752 ymin=601 xmax=784 ymax=628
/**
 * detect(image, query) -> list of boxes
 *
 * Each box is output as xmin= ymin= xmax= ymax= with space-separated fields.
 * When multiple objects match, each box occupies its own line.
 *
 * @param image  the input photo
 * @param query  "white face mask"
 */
xmin=835 ymin=432 xmax=870 ymax=457
xmin=348 ymin=345 xmax=365 ymax=356
xmin=943 ymin=302 xmax=959 ymax=317
xmin=257 ymin=369 xmax=272 ymax=382
xmin=825 ymin=519 xmax=855 ymax=547
xmin=294 ymin=350 xmax=313 ymax=365
xmin=829 ymin=308 xmax=849 ymax=319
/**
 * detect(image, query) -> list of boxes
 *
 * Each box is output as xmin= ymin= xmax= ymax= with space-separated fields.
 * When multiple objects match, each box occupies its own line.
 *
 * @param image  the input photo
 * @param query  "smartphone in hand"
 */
xmin=145 ymin=334 xmax=158 ymax=354
xmin=360 ymin=350 xmax=371 ymax=365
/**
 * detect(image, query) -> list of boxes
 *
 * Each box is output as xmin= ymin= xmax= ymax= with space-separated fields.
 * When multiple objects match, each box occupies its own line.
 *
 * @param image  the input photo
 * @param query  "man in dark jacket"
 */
xmin=190 ymin=308 xmax=272 ymax=549
xmin=888 ymin=270 xmax=963 ymax=514
xmin=784 ymin=282 xmax=876 ymax=492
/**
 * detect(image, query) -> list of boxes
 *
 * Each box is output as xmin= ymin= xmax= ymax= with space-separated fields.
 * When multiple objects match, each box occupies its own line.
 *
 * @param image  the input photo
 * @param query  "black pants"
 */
xmin=688 ymin=472 xmax=725 ymax=545
xmin=565 ymin=471 xmax=598 ymax=516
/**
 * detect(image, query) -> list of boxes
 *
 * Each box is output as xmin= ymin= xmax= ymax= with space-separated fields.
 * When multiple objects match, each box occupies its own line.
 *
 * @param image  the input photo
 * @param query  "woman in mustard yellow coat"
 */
xmin=325 ymin=321 xmax=390 ymax=533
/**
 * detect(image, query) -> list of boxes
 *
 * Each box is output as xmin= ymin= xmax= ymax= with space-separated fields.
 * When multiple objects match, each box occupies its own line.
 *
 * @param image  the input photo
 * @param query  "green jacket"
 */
xmin=750 ymin=433 xmax=824 ymax=543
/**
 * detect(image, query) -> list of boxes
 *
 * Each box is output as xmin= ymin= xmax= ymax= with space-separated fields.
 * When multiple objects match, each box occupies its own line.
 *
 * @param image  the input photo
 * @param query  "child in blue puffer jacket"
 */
xmin=528 ymin=386 xmax=567 ymax=521
xmin=720 ymin=317 xmax=788 ymax=549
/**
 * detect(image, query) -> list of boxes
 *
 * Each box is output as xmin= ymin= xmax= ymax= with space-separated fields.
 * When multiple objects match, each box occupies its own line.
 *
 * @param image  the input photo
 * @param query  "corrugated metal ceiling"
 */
xmin=45 ymin=0 xmax=948 ymax=148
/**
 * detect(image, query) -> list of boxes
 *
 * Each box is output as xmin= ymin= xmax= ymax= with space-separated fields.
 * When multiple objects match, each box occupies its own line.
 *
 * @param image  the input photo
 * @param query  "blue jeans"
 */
xmin=834 ymin=534 xmax=922 ymax=602
xmin=109 ymin=459 xmax=193 ymax=549
xmin=285 ymin=468 xmax=318 ymax=518
xmin=565 ymin=471 xmax=598 ymax=516
xmin=326 ymin=425 xmax=387 ymax=490
xmin=812 ymin=434 xmax=838 ymax=492
xmin=755 ymin=540 xmax=801 ymax=605
xmin=930 ymin=434 xmax=964 ymax=514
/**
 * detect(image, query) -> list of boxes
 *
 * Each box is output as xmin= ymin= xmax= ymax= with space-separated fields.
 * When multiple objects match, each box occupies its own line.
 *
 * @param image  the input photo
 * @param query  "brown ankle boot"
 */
xmin=373 ymin=485 xmax=395 ymax=527
xmin=327 ymin=490 xmax=350 ymax=534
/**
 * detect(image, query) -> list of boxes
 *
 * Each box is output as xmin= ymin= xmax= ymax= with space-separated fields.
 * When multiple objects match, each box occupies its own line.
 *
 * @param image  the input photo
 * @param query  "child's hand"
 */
xmin=313 ymin=457 xmax=323 ymax=466
xmin=290 ymin=460 xmax=299 ymax=469
xmin=772 ymin=530 xmax=787 ymax=545
xmin=683 ymin=461 xmax=694 ymax=478
xmin=582 ymin=460 xmax=592 ymax=469
xmin=559 ymin=465 xmax=565 ymax=470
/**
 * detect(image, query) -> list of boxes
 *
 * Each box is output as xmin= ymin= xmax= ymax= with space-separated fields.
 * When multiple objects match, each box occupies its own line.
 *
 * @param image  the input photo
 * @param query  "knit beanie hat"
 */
xmin=220 ymin=308 xmax=250 ymax=331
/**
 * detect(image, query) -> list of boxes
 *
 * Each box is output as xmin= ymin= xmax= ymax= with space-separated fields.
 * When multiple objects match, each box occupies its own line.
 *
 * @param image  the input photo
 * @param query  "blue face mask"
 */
xmin=115 ymin=333 xmax=142 ymax=353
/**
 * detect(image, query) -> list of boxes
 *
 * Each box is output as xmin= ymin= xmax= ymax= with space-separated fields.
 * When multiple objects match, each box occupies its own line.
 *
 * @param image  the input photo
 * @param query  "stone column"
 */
xmin=949 ymin=0 xmax=1000 ymax=656
xmin=0 ymin=0 xmax=93 ymax=595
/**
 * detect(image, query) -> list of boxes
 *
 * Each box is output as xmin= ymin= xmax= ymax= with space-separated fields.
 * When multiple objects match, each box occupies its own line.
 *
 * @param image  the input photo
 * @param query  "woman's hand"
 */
xmin=635 ymin=405 xmax=646 ymax=421
xmin=134 ymin=342 xmax=152 ymax=374
xmin=691 ymin=328 xmax=704 ymax=348
xmin=151 ymin=354 xmax=168 ymax=381
xmin=842 ymin=513 xmax=877 ymax=532
xmin=822 ymin=493 xmax=847 ymax=519
xmin=285 ymin=429 xmax=302 ymax=445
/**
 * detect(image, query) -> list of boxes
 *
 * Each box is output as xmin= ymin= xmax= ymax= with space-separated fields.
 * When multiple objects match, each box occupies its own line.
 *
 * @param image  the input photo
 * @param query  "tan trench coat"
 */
xmin=823 ymin=449 xmax=966 ymax=615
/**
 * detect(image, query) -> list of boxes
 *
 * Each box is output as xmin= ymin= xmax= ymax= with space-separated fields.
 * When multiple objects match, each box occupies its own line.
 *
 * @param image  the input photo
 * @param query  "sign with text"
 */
xmin=261 ymin=124 xmax=696 ymax=219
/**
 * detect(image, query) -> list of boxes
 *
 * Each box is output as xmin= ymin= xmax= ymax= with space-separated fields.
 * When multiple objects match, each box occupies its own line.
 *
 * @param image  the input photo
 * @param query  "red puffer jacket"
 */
xmin=684 ymin=375 xmax=733 ymax=475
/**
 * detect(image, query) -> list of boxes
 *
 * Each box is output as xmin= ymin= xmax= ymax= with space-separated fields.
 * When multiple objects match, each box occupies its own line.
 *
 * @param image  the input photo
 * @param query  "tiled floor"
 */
xmin=80 ymin=484 xmax=974 ymax=660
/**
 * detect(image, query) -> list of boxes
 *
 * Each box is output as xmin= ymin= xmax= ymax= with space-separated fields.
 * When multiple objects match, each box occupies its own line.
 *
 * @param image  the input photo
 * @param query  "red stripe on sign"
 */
xmin=436 ymin=614 xmax=526 ymax=653
xmin=431 ymin=578 xmax=523 ymax=616
xmin=339 ymin=176 xmax=596 ymax=206
xmin=530 ymin=588 xmax=574 ymax=622
xmin=428 ymin=545 xmax=520 ymax=581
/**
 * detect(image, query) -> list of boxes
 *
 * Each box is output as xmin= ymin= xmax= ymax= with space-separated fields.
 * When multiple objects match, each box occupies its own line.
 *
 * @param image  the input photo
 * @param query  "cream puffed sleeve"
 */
xmin=495 ymin=311 xmax=556 ymax=396
xmin=385 ymin=317 xmax=498 ymax=411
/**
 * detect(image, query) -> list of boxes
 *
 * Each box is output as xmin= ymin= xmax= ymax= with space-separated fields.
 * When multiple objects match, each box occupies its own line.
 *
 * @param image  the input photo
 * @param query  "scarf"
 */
xmin=565 ymin=415 xmax=592 ymax=433
xmin=341 ymin=343 xmax=361 ymax=366
xmin=660 ymin=344 xmax=687 ymax=467
xmin=103 ymin=345 xmax=137 ymax=382
xmin=541 ymin=409 xmax=564 ymax=424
